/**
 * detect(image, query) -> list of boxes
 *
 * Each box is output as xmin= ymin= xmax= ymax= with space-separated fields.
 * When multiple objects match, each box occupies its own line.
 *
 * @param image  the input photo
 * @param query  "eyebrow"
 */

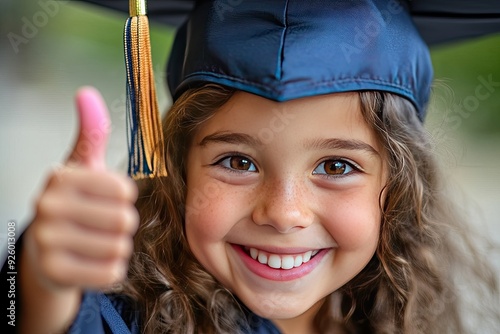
xmin=305 ymin=138 xmax=380 ymax=156
xmin=199 ymin=131 xmax=263 ymax=147
xmin=199 ymin=131 xmax=379 ymax=156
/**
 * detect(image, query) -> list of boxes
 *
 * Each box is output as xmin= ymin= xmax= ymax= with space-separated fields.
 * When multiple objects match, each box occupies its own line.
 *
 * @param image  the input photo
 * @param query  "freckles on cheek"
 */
xmin=324 ymin=200 xmax=381 ymax=250
xmin=185 ymin=194 xmax=233 ymax=242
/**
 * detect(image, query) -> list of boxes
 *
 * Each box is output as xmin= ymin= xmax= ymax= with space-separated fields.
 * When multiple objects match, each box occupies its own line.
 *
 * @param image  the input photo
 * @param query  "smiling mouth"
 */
xmin=242 ymin=246 xmax=320 ymax=270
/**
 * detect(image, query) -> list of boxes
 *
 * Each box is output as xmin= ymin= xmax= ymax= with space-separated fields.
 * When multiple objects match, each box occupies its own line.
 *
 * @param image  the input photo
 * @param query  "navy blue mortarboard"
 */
xmin=166 ymin=0 xmax=433 ymax=119
xmin=70 ymin=0 xmax=500 ymax=178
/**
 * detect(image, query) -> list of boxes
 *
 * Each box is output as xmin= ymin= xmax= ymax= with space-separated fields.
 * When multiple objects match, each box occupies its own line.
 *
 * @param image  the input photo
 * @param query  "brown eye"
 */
xmin=313 ymin=160 xmax=354 ymax=176
xmin=218 ymin=156 xmax=257 ymax=172
xmin=230 ymin=156 xmax=252 ymax=170
xmin=325 ymin=161 xmax=346 ymax=175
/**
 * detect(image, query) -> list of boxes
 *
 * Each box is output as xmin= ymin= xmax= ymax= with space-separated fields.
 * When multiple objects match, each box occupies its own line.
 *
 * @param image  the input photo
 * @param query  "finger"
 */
xmin=36 ymin=220 xmax=134 ymax=261
xmin=67 ymin=86 xmax=111 ymax=170
xmin=46 ymin=167 xmax=138 ymax=203
xmin=40 ymin=251 xmax=129 ymax=289
xmin=70 ymin=200 xmax=139 ymax=235
xmin=36 ymin=191 xmax=139 ymax=235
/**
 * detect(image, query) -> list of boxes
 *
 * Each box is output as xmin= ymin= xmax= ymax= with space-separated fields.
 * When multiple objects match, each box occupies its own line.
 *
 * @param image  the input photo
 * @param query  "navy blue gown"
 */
xmin=69 ymin=291 xmax=281 ymax=334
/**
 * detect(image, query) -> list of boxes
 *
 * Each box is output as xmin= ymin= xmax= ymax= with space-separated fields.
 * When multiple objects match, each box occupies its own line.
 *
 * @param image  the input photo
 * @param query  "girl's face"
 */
xmin=185 ymin=91 xmax=386 ymax=331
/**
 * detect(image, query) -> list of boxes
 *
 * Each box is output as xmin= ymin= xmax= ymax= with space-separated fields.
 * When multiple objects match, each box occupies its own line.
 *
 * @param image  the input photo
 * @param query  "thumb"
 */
xmin=67 ymin=86 xmax=111 ymax=170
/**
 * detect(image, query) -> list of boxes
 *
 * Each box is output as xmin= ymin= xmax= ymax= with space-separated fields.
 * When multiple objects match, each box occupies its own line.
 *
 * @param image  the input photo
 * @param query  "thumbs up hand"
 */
xmin=67 ymin=86 xmax=111 ymax=170
xmin=19 ymin=87 xmax=139 ymax=333
xmin=22 ymin=87 xmax=138 ymax=295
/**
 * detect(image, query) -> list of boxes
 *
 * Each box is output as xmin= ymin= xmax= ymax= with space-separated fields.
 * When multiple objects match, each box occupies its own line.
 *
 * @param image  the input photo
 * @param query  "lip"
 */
xmin=231 ymin=244 xmax=330 ymax=281
xmin=242 ymin=245 xmax=320 ymax=254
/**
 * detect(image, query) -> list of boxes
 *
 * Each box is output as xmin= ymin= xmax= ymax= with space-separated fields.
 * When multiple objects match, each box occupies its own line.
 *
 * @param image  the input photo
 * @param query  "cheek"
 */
xmin=184 ymin=183 xmax=241 ymax=243
xmin=320 ymin=191 xmax=381 ymax=251
xmin=185 ymin=192 xmax=221 ymax=242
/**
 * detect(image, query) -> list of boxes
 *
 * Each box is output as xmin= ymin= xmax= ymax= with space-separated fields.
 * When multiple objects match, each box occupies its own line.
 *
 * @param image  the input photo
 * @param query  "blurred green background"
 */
xmin=1 ymin=1 xmax=499 ymax=263
xmin=429 ymin=35 xmax=500 ymax=134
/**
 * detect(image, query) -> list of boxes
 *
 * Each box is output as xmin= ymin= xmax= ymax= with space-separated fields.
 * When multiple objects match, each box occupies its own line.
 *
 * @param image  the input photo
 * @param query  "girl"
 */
xmin=14 ymin=1 xmax=500 ymax=333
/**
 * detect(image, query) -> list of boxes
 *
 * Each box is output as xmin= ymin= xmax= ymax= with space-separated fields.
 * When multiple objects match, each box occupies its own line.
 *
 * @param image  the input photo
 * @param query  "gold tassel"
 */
xmin=124 ymin=0 xmax=167 ymax=179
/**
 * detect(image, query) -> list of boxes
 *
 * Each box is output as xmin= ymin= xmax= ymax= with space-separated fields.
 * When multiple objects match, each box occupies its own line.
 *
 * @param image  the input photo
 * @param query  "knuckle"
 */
xmin=112 ymin=209 xmax=129 ymax=232
xmin=34 ymin=193 xmax=54 ymax=217
xmin=126 ymin=206 xmax=140 ymax=233
xmin=106 ymin=260 xmax=129 ymax=284
xmin=113 ymin=236 xmax=134 ymax=259
xmin=121 ymin=237 xmax=134 ymax=258
xmin=38 ymin=254 xmax=63 ymax=283
xmin=108 ymin=174 xmax=128 ymax=196
xmin=35 ymin=191 xmax=68 ymax=221
xmin=124 ymin=178 xmax=139 ymax=201
xmin=113 ymin=174 xmax=138 ymax=202
xmin=113 ymin=206 xmax=139 ymax=233
xmin=32 ymin=224 xmax=54 ymax=250
xmin=45 ymin=171 xmax=61 ymax=188
xmin=47 ymin=165 xmax=73 ymax=186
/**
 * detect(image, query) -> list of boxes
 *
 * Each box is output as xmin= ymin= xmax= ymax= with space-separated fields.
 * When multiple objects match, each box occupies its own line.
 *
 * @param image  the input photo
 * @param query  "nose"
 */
xmin=252 ymin=177 xmax=315 ymax=233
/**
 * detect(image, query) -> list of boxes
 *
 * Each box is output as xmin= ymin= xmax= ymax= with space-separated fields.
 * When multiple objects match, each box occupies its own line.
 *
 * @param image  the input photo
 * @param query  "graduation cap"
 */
xmin=82 ymin=0 xmax=500 ymax=179
xmin=83 ymin=0 xmax=500 ymax=45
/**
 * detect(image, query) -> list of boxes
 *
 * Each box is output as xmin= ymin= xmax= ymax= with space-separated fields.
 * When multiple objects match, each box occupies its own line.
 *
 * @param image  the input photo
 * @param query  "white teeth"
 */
xmin=247 ymin=247 xmax=319 ymax=270
xmin=250 ymin=248 xmax=258 ymax=259
xmin=294 ymin=255 xmax=303 ymax=267
xmin=303 ymin=251 xmax=312 ymax=263
xmin=268 ymin=255 xmax=281 ymax=269
xmin=281 ymin=255 xmax=294 ymax=269
xmin=257 ymin=253 xmax=268 ymax=264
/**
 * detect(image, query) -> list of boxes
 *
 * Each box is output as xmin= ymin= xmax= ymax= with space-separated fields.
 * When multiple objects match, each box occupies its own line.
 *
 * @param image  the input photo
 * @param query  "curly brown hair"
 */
xmin=122 ymin=84 xmax=499 ymax=333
